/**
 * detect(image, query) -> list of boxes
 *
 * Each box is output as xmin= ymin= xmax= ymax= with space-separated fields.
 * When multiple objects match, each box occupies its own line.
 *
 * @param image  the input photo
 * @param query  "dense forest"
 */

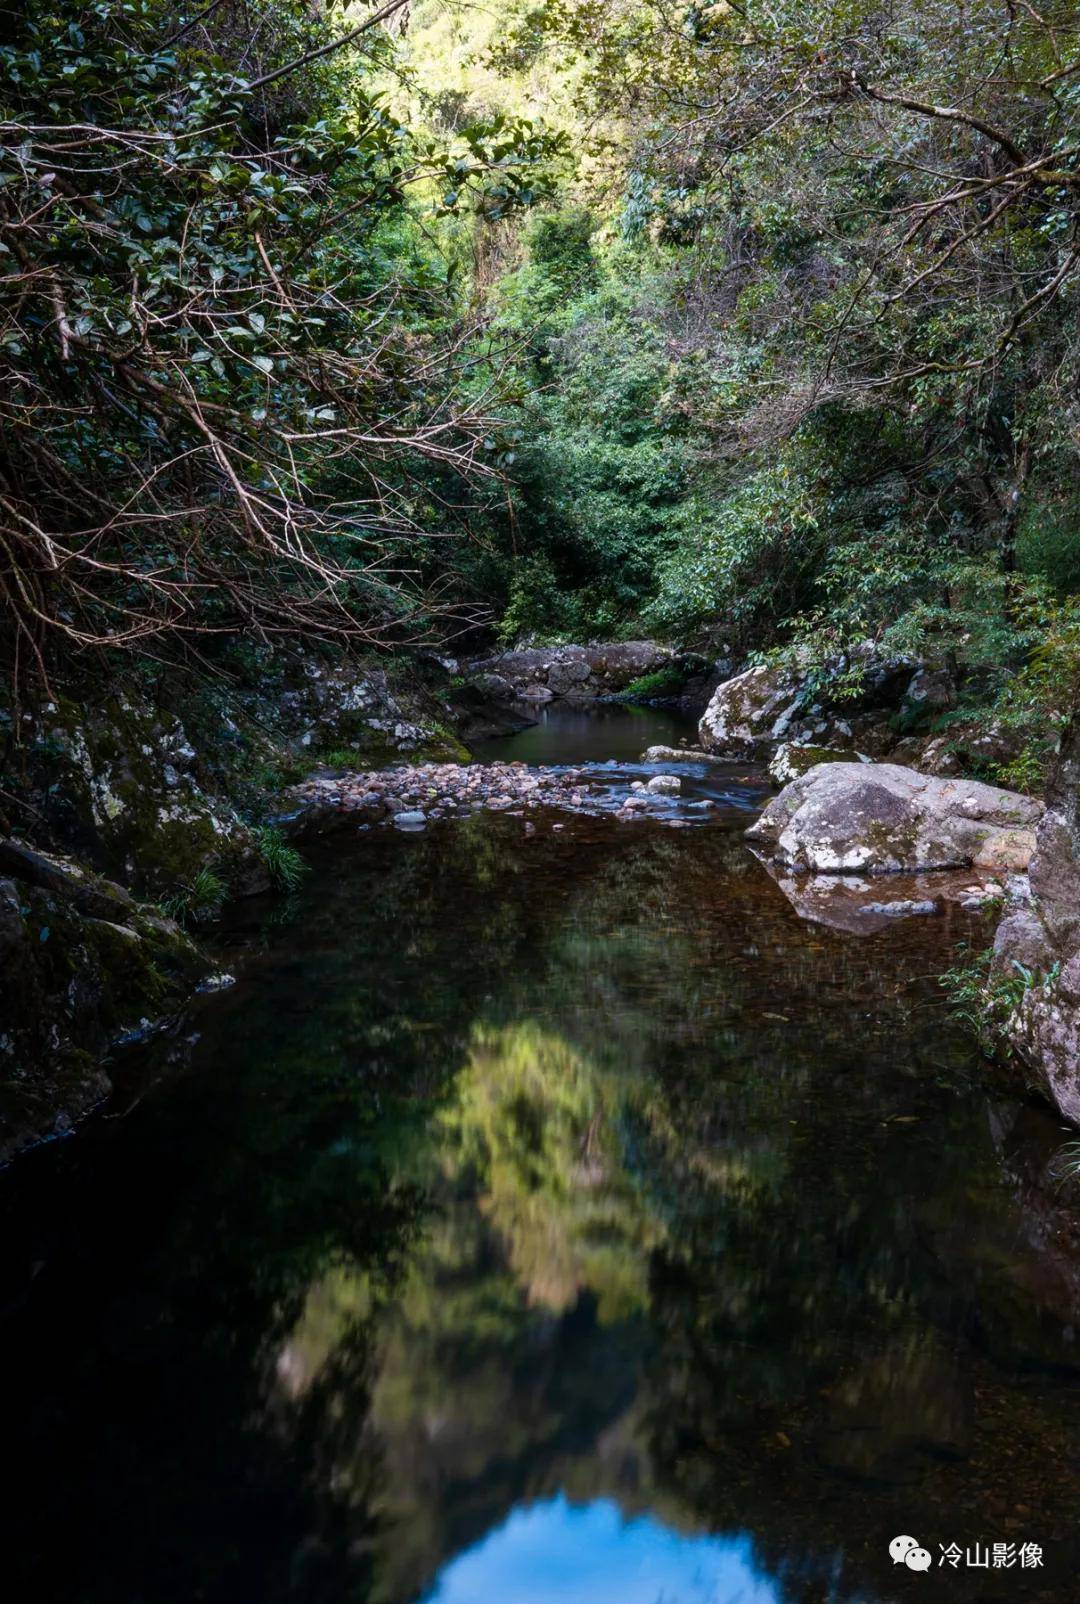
xmin=2 ymin=0 xmax=1080 ymax=1101
xmin=3 ymin=0 xmax=1079 ymax=767
xmin=4 ymin=8 xmax=1080 ymax=1600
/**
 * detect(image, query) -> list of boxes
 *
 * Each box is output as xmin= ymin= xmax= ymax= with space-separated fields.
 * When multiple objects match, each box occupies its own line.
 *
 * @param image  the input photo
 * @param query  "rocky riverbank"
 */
xmin=283 ymin=757 xmax=727 ymax=833
xmin=0 ymin=646 xmax=469 ymax=1161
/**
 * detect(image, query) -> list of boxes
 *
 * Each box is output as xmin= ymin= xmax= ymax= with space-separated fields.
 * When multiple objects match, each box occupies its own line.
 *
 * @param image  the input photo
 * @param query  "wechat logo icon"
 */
xmin=891 ymin=1536 xmax=932 ymax=1572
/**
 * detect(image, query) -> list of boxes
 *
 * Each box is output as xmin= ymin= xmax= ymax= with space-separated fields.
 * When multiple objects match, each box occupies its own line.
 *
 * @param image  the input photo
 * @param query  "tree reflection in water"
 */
xmin=0 ymin=812 xmax=1077 ymax=1604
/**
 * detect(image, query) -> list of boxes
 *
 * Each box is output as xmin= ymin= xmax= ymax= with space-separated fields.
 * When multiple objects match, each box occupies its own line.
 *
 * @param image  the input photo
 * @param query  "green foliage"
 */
xmin=413 ymin=0 xmax=1080 ymax=708
xmin=0 ymin=0 xmax=566 ymax=682
xmin=253 ymin=827 xmax=307 ymax=893
xmin=940 ymin=945 xmax=1059 ymax=1055
xmin=1051 ymin=1141 xmax=1080 ymax=1189
xmin=619 ymin=664 xmax=688 ymax=700
xmin=161 ymin=866 xmax=227 ymax=926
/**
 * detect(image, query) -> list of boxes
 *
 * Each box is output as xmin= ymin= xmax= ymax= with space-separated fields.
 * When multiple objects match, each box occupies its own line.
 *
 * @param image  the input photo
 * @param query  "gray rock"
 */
xmin=769 ymin=742 xmax=867 ymax=789
xmin=860 ymin=899 xmax=938 ymax=919
xmin=699 ymin=663 xmax=804 ymax=755
xmin=901 ymin=664 xmax=955 ymax=715
xmin=0 ymin=836 xmax=137 ymax=920
xmin=699 ymin=647 xmax=921 ymax=758
xmin=393 ymin=810 xmax=427 ymax=829
xmin=747 ymin=763 xmax=1042 ymax=875
xmin=547 ymin=658 xmax=591 ymax=695
xmin=197 ymin=971 xmax=236 ymax=993
xmin=641 ymin=744 xmax=710 ymax=763
xmin=993 ymin=717 xmax=1080 ymax=1124
xmin=464 ymin=641 xmax=675 ymax=704
xmin=646 ymin=774 xmax=681 ymax=794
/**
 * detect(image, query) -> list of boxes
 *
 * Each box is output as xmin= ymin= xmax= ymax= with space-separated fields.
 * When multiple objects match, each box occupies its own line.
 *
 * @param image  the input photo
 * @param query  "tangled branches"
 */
xmin=0 ymin=0 xmax=562 ymax=688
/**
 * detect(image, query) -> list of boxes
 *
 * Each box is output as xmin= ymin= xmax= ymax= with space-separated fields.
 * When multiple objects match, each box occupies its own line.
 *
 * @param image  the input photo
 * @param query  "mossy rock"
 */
xmin=0 ymin=857 xmax=203 ymax=1162
xmin=768 ymin=743 xmax=858 ymax=789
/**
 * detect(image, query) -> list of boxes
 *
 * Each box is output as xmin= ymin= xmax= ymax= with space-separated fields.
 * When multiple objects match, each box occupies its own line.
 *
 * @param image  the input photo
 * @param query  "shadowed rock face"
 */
xmin=463 ymin=642 xmax=677 ymax=706
xmin=0 ymin=840 xmax=203 ymax=1161
xmin=747 ymin=763 xmax=1042 ymax=876
xmin=995 ymin=717 xmax=1080 ymax=1124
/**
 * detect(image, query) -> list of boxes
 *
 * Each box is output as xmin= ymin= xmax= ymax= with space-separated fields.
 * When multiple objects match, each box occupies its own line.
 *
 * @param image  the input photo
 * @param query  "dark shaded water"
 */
xmin=1 ymin=709 xmax=1078 ymax=1604
xmin=472 ymin=701 xmax=696 ymax=766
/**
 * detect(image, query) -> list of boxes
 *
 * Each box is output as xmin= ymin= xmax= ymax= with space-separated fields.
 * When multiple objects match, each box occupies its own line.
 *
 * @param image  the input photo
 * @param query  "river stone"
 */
xmin=642 ymin=745 xmax=716 ymax=764
xmin=646 ymin=774 xmax=681 ymax=794
xmin=859 ymin=899 xmax=938 ymax=919
xmin=393 ymin=810 xmax=427 ymax=829
xmin=699 ymin=664 xmax=804 ymax=755
xmin=747 ymin=762 xmax=1042 ymax=875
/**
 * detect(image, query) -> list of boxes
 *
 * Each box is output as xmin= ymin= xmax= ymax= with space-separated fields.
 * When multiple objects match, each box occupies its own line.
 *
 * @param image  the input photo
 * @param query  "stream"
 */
xmin=0 ymin=707 xmax=1077 ymax=1603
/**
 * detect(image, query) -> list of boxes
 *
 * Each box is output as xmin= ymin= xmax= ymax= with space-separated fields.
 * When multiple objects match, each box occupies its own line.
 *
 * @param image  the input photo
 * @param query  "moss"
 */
xmin=0 ymin=876 xmax=203 ymax=1148
xmin=618 ymin=663 xmax=692 ymax=701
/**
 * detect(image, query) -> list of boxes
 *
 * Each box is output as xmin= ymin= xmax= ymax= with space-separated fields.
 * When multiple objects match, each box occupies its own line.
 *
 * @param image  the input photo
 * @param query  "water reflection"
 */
xmin=471 ymin=702 xmax=695 ymax=766
xmin=422 ymin=1496 xmax=781 ymax=1604
xmin=0 ymin=809 xmax=1076 ymax=1604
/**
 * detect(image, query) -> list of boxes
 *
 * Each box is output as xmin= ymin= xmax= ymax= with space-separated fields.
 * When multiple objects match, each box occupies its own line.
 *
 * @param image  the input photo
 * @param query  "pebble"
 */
xmin=393 ymin=810 xmax=427 ymax=829
xmin=286 ymin=759 xmax=721 ymax=837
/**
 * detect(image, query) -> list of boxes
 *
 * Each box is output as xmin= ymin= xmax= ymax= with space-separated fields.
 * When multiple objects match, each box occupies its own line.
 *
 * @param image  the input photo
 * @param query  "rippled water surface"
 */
xmin=1 ymin=709 xmax=1078 ymax=1604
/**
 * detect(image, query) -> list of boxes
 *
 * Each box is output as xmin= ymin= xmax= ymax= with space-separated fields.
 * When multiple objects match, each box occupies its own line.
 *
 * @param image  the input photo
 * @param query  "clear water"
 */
xmin=0 ymin=708 xmax=1077 ymax=1604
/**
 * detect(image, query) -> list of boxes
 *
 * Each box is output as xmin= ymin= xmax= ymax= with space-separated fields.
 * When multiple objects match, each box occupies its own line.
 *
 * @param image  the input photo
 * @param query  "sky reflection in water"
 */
xmin=423 ymin=1495 xmax=781 ymax=1604
xmin=0 ymin=712 xmax=1077 ymax=1603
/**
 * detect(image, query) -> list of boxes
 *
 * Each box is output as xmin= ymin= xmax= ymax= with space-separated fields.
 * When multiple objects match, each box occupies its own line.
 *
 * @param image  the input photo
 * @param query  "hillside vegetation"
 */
xmin=1 ymin=0 xmax=1079 ymax=782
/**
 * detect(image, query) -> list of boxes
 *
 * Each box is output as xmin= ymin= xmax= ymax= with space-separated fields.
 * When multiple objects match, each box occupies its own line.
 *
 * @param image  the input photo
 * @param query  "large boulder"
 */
xmin=993 ymin=717 xmax=1080 ymax=1124
xmin=747 ymin=762 xmax=1042 ymax=875
xmin=698 ymin=649 xmax=926 ymax=758
xmin=768 ymin=742 xmax=865 ymax=789
xmin=698 ymin=664 xmax=804 ymax=754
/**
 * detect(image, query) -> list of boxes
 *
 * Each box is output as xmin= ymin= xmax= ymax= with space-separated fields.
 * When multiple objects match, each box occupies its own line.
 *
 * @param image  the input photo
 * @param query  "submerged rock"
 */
xmin=765 ymin=866 xmax=999 ymax=934
xmin=747 ymin=762 xmax=1042 ymax=875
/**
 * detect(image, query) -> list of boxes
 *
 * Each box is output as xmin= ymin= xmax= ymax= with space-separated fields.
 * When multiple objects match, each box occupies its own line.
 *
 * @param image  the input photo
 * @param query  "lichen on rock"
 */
xmin=748 ymin=762 xmax=1042 ymax=876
